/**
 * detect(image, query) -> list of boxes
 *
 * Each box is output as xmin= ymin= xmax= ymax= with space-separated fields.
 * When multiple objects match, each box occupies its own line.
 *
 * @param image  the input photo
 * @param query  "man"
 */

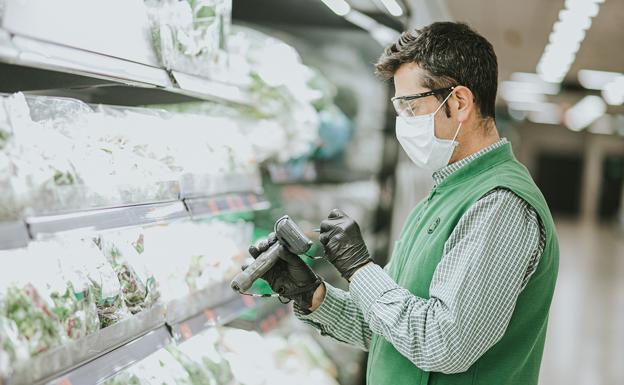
xmin=248 ymin=22 xmax=559 ymax=385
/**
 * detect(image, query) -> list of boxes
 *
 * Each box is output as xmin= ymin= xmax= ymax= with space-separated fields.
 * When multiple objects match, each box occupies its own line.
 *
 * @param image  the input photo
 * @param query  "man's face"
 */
xmin=393 ymin=63 xmax=459 ymax=141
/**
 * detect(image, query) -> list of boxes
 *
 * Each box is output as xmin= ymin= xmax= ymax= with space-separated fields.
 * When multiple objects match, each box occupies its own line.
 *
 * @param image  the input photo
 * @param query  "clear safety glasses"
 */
xmin=391 ymin=86 xmax=455 ymax=118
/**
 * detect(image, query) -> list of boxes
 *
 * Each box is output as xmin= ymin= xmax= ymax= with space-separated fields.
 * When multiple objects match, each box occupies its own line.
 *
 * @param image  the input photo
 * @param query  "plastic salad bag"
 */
xmin=0 ymin=315 xmax=30 ymax=371
xmin=166 ymin=344 xmax=218 ymax=385
xmin=73 ymin=238 xmax=129 ymax=328
xmin=97 ymin=230 xmax=160 ymax=314
xmin=145 ymin=0 xmax=231 ymax=78
xmin=25 ymin=239 xmax=99 ymax=340
xmin=175 ymin=328 xmax=233 ymax=384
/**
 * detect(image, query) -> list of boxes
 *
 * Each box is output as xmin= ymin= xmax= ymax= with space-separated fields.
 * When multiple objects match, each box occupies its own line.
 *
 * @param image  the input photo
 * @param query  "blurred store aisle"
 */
xmin=540 ymin=220 xmax=624 ymax=385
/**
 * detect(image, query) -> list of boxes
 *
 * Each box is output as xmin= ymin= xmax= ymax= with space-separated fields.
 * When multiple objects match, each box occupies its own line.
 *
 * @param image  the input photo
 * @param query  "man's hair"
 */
xmin=376 ymin=22 xmax=498 ymax=121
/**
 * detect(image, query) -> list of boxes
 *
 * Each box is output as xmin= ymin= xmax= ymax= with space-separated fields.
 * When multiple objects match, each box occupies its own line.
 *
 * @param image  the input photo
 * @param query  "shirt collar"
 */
xmin=432 ymin=138 xmax=509 ymax=186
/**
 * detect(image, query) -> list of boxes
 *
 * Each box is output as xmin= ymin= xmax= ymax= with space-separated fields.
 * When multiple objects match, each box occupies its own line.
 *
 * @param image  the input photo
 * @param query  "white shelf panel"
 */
xmin=26 ymin=201 xmax=189 ymax=238
xmin=0 ymin=190 xmax=268 ymax=250
xmin=0 ymin=221 xmax=29 ymax=250
xmin=0 ymin=31 xmax=253 ymax=106
xmin=46 ymin=326 xmax=172 ymax=385
xmin=11 ymin=35 xmax=171 ymax=88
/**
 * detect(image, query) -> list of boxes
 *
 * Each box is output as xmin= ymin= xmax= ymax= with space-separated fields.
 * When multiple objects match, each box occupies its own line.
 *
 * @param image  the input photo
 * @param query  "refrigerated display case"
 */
xmin=0 ymin=1 xmax=394 ymax=384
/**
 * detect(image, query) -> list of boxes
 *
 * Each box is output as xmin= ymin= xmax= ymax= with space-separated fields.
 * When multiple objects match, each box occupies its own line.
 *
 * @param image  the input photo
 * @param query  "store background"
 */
xmin=0 ymin=0 xmax=622 ymax=384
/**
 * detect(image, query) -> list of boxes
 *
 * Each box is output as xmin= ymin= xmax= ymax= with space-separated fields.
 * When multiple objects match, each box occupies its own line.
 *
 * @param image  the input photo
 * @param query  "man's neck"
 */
xmin=450 ymin=124 xmax=500 ymax=164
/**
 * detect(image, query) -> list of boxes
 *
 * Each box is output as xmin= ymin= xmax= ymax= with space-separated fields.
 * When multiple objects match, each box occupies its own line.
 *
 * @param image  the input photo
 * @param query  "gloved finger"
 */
xmin=320 ymin=217 xmax=343 ymax=233
xmin=320 ymin=220 xmax=333 ymax=233
xmin=328 ymin=208 xmax=346 ymax=219
xmin=249 ymin=232 xmax=277 ymax=258
xmin=319 ymin=232 xmax=330 ymax=245
xmin=248 ymin=244 xmax=260 ymax=258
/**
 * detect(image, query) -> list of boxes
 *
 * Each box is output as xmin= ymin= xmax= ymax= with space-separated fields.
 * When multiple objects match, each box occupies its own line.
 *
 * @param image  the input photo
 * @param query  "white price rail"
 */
xmin=26 ymin=201 xmax=189 ymax=238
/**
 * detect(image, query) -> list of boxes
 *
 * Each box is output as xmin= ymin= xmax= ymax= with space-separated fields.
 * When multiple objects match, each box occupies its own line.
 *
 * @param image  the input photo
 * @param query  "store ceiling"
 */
xmin=443 ymin=0 xmax=624 ymax=86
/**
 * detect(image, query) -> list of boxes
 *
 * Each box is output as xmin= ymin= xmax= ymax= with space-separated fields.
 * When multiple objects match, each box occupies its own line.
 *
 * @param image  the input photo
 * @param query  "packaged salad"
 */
xmin=98 ymin=230 xmax=160 ymax=314
xmin=75 ymin=238 xmax=129 ymax=328
xmin=28 ymin=240 xmax=100 ymax=340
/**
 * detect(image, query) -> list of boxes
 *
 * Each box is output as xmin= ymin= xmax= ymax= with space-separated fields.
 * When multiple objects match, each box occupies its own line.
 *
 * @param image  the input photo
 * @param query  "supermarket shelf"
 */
xmin=0 ymin=30 xmax=252 ymax=107
xmin=0 ymin=191 xmax=269 ymax=249
xmin=6 ymin=284 xmax=285 ymax=385
xmin=46 ymin=326 xmax=172 ymax=385
xmin=9 ymin=304 xmax=167 ymax=385
xmin=27 ymin=201 xmax=189 ymax=238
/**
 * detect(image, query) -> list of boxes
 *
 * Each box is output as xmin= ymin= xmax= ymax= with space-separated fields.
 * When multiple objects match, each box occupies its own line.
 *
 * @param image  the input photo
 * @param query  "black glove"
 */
xmin=246 ymin=233 xmax=321 ymax=312
xmin=319 ymin=209 xmax=372 ymax=280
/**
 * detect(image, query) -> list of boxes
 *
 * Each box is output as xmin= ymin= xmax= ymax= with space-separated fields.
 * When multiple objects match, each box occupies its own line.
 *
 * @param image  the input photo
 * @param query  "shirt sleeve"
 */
xmin=349 ymin=188 xmax=544 ymax=374
xmin=294 ymin=281 xmax=373 ymax=351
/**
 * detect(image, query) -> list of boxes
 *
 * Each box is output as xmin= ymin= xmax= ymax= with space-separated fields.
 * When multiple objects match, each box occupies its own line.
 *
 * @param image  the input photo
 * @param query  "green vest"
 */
xmin=367 ymin=143 xmax=559 ymax=385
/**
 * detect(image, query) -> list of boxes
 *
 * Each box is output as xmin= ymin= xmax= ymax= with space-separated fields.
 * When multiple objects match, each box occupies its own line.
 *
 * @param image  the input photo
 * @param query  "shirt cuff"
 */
xmin=349 ymin=263 xmax=400 ymax=316
xmin=293 ymin=282 xmax=343 ymax=324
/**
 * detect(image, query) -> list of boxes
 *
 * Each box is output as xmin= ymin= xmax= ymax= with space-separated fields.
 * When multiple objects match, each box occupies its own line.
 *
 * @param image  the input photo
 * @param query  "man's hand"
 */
xmin=319 ymin=209 xmax=373 ymax=281
xmin=246 ymin=233 xmax=321 ymax=312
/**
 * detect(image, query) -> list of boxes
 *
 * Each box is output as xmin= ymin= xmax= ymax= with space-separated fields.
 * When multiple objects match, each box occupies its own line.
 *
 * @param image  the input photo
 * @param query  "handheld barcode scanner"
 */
xmin=230 ymin=215 xmax=313 ymax=294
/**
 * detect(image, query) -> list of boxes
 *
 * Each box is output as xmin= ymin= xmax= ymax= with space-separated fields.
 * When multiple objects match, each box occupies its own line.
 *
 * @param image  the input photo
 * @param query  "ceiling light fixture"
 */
xmin=578 ymin=69 xmax=621 ymax=90
xmin=343 ymin=10 xmax=399 ymax=46
xmin=601 ymin=75 xmax=624 ymax=106
xmin=536 ymin=0 xmax=603 ymax=84
xmin=320 ymin=0 xmax=351 ymax=16
xmin=564 ymin=95 xmax=607 ymax=131
xmin=379 ymin=0 xmax=404 ymax=17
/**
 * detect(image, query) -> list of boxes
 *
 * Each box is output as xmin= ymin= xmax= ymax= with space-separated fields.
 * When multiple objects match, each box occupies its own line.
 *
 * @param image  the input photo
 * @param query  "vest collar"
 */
xmin=434 ymin=141 xmax=515 ymax=190
xmin=432 ymin=139 xmax=508 ymax=185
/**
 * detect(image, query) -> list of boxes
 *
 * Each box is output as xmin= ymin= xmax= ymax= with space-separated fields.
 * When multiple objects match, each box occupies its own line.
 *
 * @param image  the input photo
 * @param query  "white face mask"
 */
xmin=395 ymin=92 xmax=462 ymax=171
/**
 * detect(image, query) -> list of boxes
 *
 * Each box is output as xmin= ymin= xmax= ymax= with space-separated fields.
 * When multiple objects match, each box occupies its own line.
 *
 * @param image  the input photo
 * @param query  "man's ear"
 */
xmin=451 ymin=86 xmax=474 ymax=123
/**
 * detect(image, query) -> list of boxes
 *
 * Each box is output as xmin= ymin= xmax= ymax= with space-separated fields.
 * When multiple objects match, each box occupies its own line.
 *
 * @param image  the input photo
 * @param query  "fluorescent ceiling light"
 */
xmin=320 ymin=0 xmax=351 ymax=16
xmin=536 ymin=0 xmax=603 ymax=84
xmin=502 ymin=79 xmax=560 ymax=95
xmin=528 ymin=108 xmax=561 ymax=125
xmin=343 ymin=10 xmax=377 ymax=29
xmin=500 ymin=85 xmax=546 ymax=103
xmin=601 ymin=75 xmax=624 ymax=105
xmin=371 ymin=26 xmax=400 ymax=45
xmin=508 ymin=101 xmax=559 ymax=113
xmin=564 ymin=95 xmax=607 ymax=131
xmin=380 ymin=0 xmax=403 ymax=16
xmin=578 ymin=69 xmax=621 ymax=90
xmin=343 ymin=10 xmax=399 ymax=46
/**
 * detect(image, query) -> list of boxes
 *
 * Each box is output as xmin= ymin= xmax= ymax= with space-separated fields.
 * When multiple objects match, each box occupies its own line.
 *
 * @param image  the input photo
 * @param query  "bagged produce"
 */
xmin=0 ymin=248 xmax=66 ymax=356
xmin=0 ymin=315 xmax=29 ymax=371
xmin=74 ymin=238 xmax=129 ymax=328
xmin=145 ymin=0 xmax=231 ymax=78
xmin=128 ymin=349 xmax=193 ymax=385
xmin=0 ymin=284 xmax=64 ymax=356
xmin=144 ymin=220 xmax=249 ymax=300
xmin=166 ymin=345 xmax=218 ymax=385
xmin=176 ymin=329 xmax=233 ymax=384
xmin=98 ymin=230 xmax=160 ymax=314
xmin=28 ymin=240 xmax=100 ymax=340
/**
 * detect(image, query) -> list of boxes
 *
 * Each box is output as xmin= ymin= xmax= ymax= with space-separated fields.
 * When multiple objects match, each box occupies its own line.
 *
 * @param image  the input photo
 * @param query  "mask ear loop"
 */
xmin=432 ymin=90 xmax=454 ymax=116
xmin=451 ymin=122 xmax=462 ymax=142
